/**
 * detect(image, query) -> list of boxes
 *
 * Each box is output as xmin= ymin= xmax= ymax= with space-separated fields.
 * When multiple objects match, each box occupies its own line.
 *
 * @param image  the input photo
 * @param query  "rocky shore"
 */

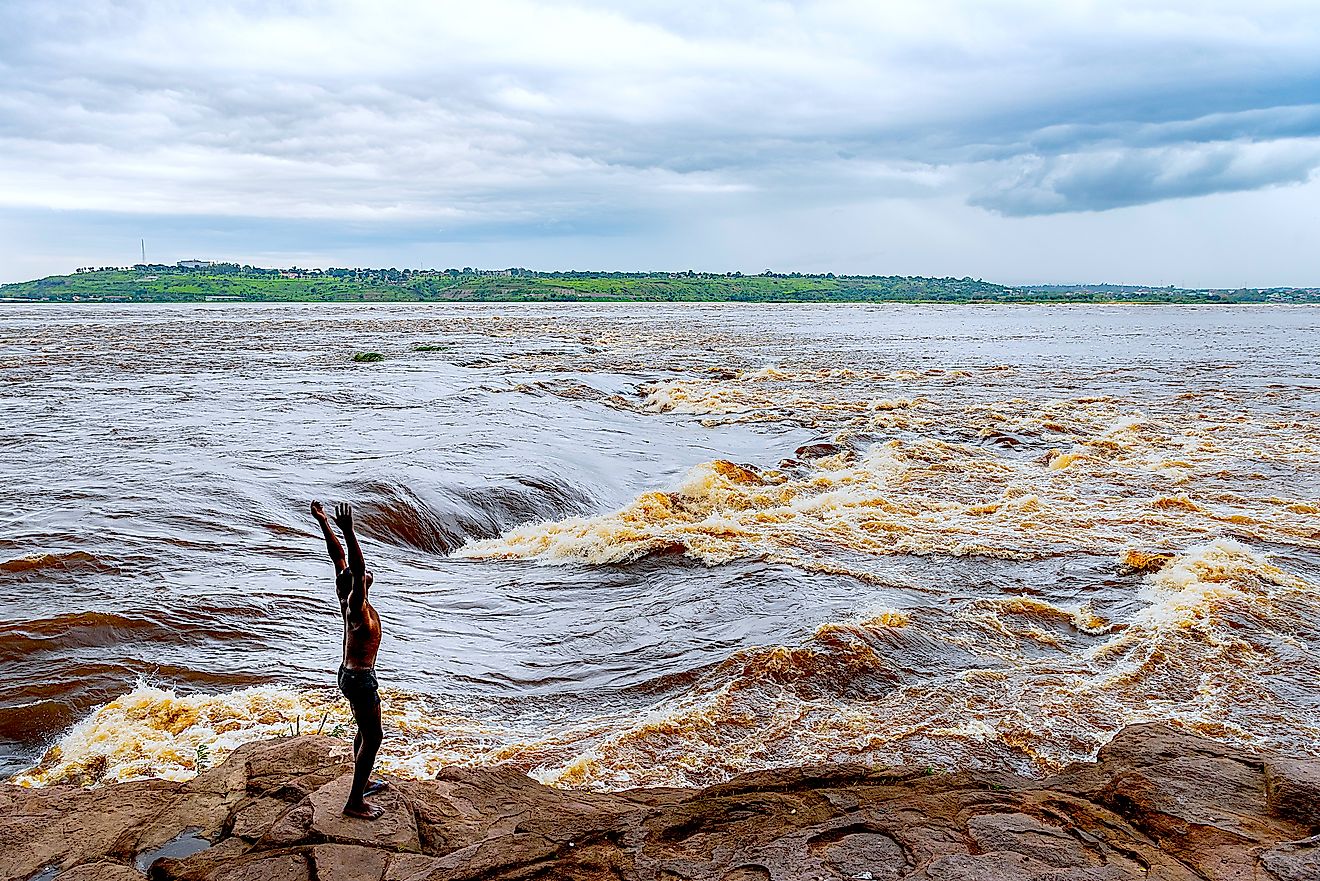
xmin=2 ymin=723 xmax=1317 ymax=881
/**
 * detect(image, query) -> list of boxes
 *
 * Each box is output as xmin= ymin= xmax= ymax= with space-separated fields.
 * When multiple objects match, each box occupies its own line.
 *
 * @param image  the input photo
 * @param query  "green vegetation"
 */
xmin=352 ymin=352 xmax=385 ymax=363
xmin=2 ymin=263 xmax=1317 ymax=304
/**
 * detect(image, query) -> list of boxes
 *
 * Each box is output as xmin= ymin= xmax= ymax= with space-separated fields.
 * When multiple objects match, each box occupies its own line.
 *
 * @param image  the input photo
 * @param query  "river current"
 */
xmin=2 ymin=302 xmax=1318 ymax=788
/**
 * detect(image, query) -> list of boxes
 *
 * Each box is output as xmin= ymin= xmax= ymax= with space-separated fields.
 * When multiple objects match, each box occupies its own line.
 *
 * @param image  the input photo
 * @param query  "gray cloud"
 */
xmin=971 ymin=139 xmax=1320 ymax=216
xmin=2 ymin=0 xmax=1320 ymax=279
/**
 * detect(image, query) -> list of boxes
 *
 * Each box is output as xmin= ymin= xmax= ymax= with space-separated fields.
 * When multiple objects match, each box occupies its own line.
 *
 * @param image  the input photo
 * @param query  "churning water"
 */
xmin=2 ymin=302 xmax=1318 ymax=788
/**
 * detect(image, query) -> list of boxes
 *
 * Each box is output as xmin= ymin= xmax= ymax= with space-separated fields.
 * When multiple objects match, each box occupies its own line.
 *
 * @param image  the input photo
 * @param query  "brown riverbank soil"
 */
xmin=2 ymin=722 xmax=1317 ymax=881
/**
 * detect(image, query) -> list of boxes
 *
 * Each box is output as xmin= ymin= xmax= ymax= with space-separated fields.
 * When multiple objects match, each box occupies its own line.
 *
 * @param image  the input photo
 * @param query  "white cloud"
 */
xmin=1 ymin=0 xmax=1319 ymax=281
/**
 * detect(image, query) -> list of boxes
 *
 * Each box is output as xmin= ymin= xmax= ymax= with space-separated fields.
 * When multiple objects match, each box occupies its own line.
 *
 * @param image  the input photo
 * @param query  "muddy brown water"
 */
xmin=1 ymin=302 xmax=1317 ymax=788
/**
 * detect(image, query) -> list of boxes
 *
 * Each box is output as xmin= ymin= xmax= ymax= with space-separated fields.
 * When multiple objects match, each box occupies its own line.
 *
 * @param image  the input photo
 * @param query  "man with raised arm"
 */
xmin=311 ymin=500 xmax=386 ymax=820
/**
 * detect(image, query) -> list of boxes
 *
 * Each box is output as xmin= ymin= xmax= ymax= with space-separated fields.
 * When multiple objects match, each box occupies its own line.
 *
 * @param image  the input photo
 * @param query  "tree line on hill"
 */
xmin=5 ymin=266 xmax=1317 ymax=304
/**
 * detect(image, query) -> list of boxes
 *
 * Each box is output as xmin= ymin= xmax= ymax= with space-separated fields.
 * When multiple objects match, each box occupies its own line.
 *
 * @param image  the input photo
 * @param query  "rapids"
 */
xmin=2 ymin=302 xmax=1318 ymax=787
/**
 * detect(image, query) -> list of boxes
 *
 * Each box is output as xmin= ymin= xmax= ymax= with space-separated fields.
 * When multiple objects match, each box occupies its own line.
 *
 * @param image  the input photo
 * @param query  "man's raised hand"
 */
xmin=334 ymin=502 xmax=354 ymax=530
xmin=311 ymin=500 xmax=328 ymax=522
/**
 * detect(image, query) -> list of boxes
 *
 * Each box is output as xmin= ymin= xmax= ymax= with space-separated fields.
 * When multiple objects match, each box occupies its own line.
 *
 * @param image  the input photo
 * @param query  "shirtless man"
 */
xmin=312 ymin=500 xmax=386 ymax=820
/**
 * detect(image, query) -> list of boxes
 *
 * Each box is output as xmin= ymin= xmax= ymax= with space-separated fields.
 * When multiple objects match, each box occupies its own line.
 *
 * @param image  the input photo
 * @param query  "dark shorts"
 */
xmin=337 ymin=665 xmax=381 ymax=706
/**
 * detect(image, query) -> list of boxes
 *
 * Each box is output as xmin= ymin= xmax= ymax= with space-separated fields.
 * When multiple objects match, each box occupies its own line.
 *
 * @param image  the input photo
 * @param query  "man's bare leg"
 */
xmin=344 ymin=698 xmax=385 ymax=819
xmin=350 ymin=729 xmax=387 ymax=796
xmin=351 ymin=725 xmax=387 ymax=796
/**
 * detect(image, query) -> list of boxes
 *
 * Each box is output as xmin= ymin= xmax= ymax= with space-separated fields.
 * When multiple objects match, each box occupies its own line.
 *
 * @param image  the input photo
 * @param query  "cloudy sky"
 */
xmin=2 ymin=0 xmax=1318 ymax=286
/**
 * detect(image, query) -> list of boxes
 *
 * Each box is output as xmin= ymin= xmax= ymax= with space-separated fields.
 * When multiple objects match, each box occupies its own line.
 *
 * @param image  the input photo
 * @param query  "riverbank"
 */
xmin=4 ymin=266 xmax=1318 ymax=303
xmin=2 ymin=722 xmax=1317 ymax=880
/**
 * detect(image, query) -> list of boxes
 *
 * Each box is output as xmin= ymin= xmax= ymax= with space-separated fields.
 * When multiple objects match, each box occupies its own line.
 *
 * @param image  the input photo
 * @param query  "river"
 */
xmin=2 ymin=302 xmax=1318 ymax=788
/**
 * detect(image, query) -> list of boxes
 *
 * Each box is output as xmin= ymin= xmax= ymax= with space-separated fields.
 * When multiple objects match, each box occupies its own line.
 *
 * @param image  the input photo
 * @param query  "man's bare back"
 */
xmin=312 ymin=500 xmax=386 ymax=820
xmin=336 ymin=559 xmax=382 ymax=670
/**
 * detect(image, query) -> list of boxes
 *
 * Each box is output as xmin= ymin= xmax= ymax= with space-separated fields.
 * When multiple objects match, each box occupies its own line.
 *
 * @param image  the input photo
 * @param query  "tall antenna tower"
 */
xmin=141 ymin=239 xmax=146 ymax=264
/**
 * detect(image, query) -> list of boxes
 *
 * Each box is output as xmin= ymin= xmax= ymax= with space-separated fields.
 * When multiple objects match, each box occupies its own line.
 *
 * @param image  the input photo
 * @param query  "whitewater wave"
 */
xmin=458 ymin=431 xmax=1320 ymax=577
xmin=19 ymin=542 xmax=1318 ymax=791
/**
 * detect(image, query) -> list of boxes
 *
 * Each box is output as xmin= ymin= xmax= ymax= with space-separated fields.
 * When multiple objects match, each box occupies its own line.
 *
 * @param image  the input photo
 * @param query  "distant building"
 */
xmin=178 ymin=259 xmax=213 ymax=269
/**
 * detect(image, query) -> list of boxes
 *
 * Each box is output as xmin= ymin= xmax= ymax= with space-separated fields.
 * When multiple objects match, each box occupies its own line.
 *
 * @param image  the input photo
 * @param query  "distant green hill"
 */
xmin=2 ymin=264 xmax=1316 ymax=304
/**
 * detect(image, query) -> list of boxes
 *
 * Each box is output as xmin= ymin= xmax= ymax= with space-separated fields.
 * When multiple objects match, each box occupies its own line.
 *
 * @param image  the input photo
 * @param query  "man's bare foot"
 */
xmin=343 ymin=801 xmax=384 ymax=820
xmin=363 ymin=779 xmax=389 ymax=797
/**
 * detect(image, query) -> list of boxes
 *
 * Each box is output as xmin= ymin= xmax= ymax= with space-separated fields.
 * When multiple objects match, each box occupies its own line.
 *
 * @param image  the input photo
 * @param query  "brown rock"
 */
xmin=312 ymin=844 xmax=391 ymax=881
xmin=148 ymin=837 xmax=251 ymax=881
xmin=0 ymin=779 xmax=182 ymax=879
xmin=211 ymin=853 xmax=309 ymax=881
xmin=257 ymin=803 xmax=313 ymax=849
xmin=764 ymin=820 xmax=910 ymax=881
xmin=814 ymin=827 xmax=906 ymax=880
xmin=914 ymin=851 xmax=1141 ymax=880
xmin=383 ymin=853 xmax=448 ymax=880
xmin=1265 ymin=758 xmax=1320 ymax=830
xmin=58 ymin=863 xmax=144 ymax=881
xmin=1119 ymin=549 xmax=1175 ymax=574
xmin=966 ymin=812 xmax=1105 ymax=869
xmin=400 ymin=786 xmax=487 ymax=856
xmin=229 ymin=796 xmax=294 ymax=841
xmin=132 ymin=796 xmax=232 ymax=855
xmin=186 ymin=742 xmax=258 ymax=796
xmin=134 ymin=828 xmax=216 ymax=875
xmin=242 ymin=735 xmax=353 ymax=800
xmin=1260 ymin=835 xmax=1320 ymax=881
xmin=307 ymin=773 xmax=421 ymax=853
xmin=1089 ymin=721 xmax=1258 ymax=770
xmin=404 ymin=765 xmax=632 ymax=857
xmin=794 ymin=441 xmax=847 ymax=460
xmin=3 ymin=725 xmax=1317 ymax=881
xmin=1051 ymin=723 xmax=1310 ymax=881
xmin=710 ymin=460 xmax=765 ymax=485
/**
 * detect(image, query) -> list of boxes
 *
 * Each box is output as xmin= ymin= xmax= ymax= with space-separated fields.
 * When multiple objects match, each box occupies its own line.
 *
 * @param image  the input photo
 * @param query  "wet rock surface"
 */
xmin=1 ymin=724 xmax=1316 ymax=881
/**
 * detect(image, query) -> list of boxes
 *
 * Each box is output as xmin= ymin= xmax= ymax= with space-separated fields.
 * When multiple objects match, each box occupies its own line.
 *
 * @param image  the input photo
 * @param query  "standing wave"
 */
xmin=16 ymin=542 xmax=1318 ymax=790
xmin=457 ymin=440 xmax=1320 ymax=578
